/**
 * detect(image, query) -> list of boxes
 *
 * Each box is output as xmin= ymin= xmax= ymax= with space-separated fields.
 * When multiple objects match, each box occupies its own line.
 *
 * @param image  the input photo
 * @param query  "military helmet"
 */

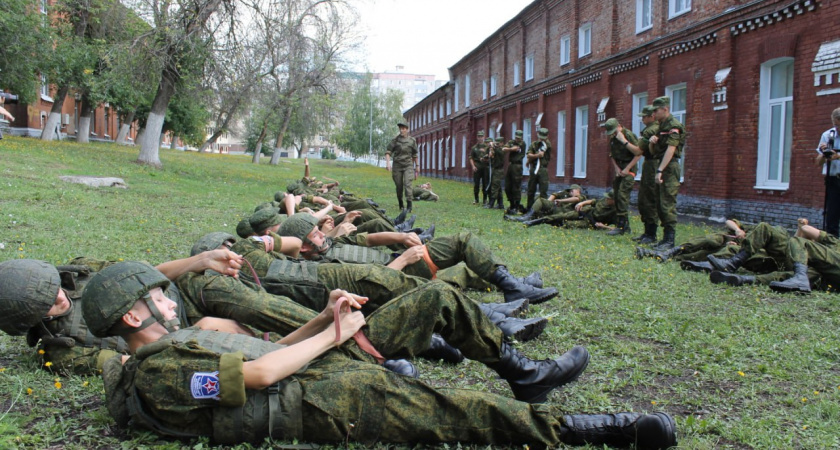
xmin=274 ymin=191 xmax=287 ymax=203
xmin=81 ymin=261 xmax=173 ymax=338
xmin=250 ymin=208 xmax=283 ymax=234
xmin=277 ymin=213 xmax=319 ymax=242
xmin=191 ymin=232 xmax=236 ymax=257
xmin=0 ymin=259 xmax=61 ymax=335
xmin=236 ymin=216 xmax=255 ymax=238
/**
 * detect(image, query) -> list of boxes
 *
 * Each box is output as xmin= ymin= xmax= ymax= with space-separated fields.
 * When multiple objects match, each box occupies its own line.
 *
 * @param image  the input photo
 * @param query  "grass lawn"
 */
xmin=0 ymin=136 xmax=838 ymax=449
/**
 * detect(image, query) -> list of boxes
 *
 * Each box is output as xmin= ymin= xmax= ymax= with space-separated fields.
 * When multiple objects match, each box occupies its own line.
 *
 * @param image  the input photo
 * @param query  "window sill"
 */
xmin=636 ymin=26 xmax=652 ymax=35
xmin=40 ymin=94 xmax=54 ymax=103
xmin=668 ymin=9 xmax=691 ymax=20
xmin=753 ymin=185 xmax=789 ymax=192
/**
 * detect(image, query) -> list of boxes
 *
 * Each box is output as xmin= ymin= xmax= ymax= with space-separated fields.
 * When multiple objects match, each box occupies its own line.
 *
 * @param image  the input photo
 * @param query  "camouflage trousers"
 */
xmin=638 ymin=158 xmax=659 ymax=225
xmin=489 ymin=168 xmax=504 ymax=202
xmin=655 ymin=160 xmax=680 ymax=228
xmin=392 ymin=167 xmax=414 ymax=205
xmin=741 ymin=223 xmax=791 ymax=264
xmin=504 ymin=164 xmax=523 ymax=206
xmin=413 ymin=189 xmax=437 ymax=201
xmin=405 ymin=232 xmax=504 ymax=281
xmin=335 ymin=205 xmax=390 ymax=226
xmin=526 ymin=169 xmax=549 ymax=208
xmin=531 ymin=198 xmax=573 ymax=219
xmin=673 ymin=235 xmax=780 ymax=273
xmin=473 ymin=166 xmax=489 ymax=202
xmin=786 ymin=236 xmax=840 ymax=289
xmin=40 ymin=345 xmax=121 ymax=377
xmin=612 ymin=172 xmax=635 ymax=218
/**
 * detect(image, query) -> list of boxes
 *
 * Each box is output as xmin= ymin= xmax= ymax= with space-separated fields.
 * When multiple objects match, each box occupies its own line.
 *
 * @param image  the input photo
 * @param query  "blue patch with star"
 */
xmin=190 ymin=371 xmax=220 ymax=400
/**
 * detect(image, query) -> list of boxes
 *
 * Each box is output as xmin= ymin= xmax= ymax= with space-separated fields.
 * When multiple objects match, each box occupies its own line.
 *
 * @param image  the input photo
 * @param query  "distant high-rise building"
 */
xmin=372 ymin=67 xmax=445 ymax=113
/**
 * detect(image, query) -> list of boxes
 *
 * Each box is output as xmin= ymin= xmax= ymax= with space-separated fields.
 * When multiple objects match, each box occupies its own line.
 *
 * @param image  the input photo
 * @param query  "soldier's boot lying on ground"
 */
xmin=707 ymin=249 xmax=749 ymax=273
xmin=393 ymin=214 xmax=417 ymax=232
xmin=517 ymin=271 xmax=544 ymax=289
xmin=769 ymin=262 xmax=812 ymax=294
xmin=653 ymin=245 xmax=684 ymax=263
xmin=489 ymin=343 xmax=589 ymax=403
xmin=481 ymin=298 xmax=529 ymax=317
xmin=680 ymin=260 xmax=714 ymax=273
xmin=392 ymin=209 xmax=408 ymax=225
xmin=524 ymin=217 xmax=551 ymax=227
xmin=561 ymin=412 xmax=678 ymax=450
xmin=505 ymin=209 xmax=535 ymax=222
xmin=489 ymin=265 xmax=559 ymax=304
xmin=478 ymin=304 xmax=547 ymax=342
xmin=382 ymin=359 xmax=419 ymax=378
xmin=365 ymin=198 xmax=380 ymax=208
xmin=418 ymin=333 xmax=465 ymax=364
xmin=607 ymin=216 xmax=630 ymax=236
xmin=417 ymin=224 xmax=435 ymax=244
xmin=710 ymin=270 xmax=756 ymax=286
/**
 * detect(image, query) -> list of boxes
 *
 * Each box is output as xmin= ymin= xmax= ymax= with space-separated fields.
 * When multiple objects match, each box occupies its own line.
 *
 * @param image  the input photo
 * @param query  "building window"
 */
xmin=482 ymin=80 xmax=487 ymax=100
xmin=461 ymin=136 xmax=467 ymax=168
xmin=579 ymin=24 xmax=592 ymax=57
xmin=525 ymin=55 xmax=534 ymax=81
xmin=574 ymin=106 xmax=588 ymax=178
xmin=40 ymin=74 xmax=49 ymax=99
xmin=513 ymin=62 xmax=520 ymax=86
xmin=455 ymin=82 xmax=460 ymax=112
xmin=40 ymin=0 xmax=47 ymax=14
xmin=104 ymin=107 xmax=110 ymax=137
xmin=439 ymin=102 xmax=443 ymax=119
xmin=669 ymin=0 xmax=691 ymax=19
xmin=632 ymin=92 xmax=648 ymax=179
xmin=521 ymin=119 xmax=532 ymax=176
xmin=490 ymin=75 xmax=497 ymax=96
xmin=756 ymin=58 xmax=794 ymax=189
xmin=556 ymin=111 xmax=566 ymax=177
xmin=438 ymin=139 xmax=443 ymax=169
xmin=665 ymin=83 xmax=687 ymax=181
xmin=637 ymin=0 xmax=652 ymax=33
xmin=464 ymin=75 xmax=471 ymax=107
xmin=446 ymin=100 xmax=451 ymax=116
xmin=560 ymin=35 xmax=571 ymax=66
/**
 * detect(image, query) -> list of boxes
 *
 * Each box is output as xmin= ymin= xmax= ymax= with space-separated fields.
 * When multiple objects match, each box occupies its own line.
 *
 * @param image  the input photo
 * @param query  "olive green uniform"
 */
xmin=470 ymin=142 xmax=490 ymax=203
xmin=385 ymin=134 xmax=418 ymax=208
xmin=638 ymin=122 xmax=659 ymax=227
xmin=103 ymin=282 xmax=572 ymax=446
xmin=412 ymin=187 xmax=437 ymax=201
xmin=526 ymin=139 xmax=552 ymax=209
xmin=561 ymin=196 xmax=617 ymax=229
xmin=531 ymin=189 xmax=584 ymax=220
xmin=609 ymin=130 xmax=640 ymax=220
xmin=651 ymin=115 xmax=685 ymax=230
xmin=504 ymin=139 xmax=526 ymax=208
xmin=786 ymin=236 xmax=840 ymax=289
xmin=488 ymin=143 xmax=506 ymax=206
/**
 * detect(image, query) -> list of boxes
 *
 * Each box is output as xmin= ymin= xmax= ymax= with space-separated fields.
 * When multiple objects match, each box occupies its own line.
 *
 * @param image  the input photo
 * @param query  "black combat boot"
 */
xmin=392 ymin=209 xmax=408 ymax=225
xmin=679 ymin=260 xmax=714 ymax=273
xmin=634 ymin=246 xmax=661 ymax=260
xmin=769 ymin=262 xmax=811 ymax=294
xmin=383 ymin=359 xmax=419 ymax=378
xmin=655 ymin=244 xmax=684 ymax=263
xmin=481 ymin=299 xmax=530 ymax=317
xmin=517 ymin=272 xmax=543 ymax=288
xmin=417 ymin=224 xmax=435 ymax=243
xmin=505 ymin=204 xmax=518 ymax=215
xmin=488 ymin=343 xmax=589 ymax=403
xmin=510 ymin=209 xmax=536 ymax=222
xmin=478 ymin=304 xmax=547 ymax=342
xmin=636 ymin=223 xmax=658 ymax=244
xmin=496 ymin=200 xmax=504 ymax=210
xmin=489 ymin=266 xmax=559 ymax=304
xmin=418 ymin=334 xmax=464 ymax=364
xmin=710 ymin=270 xmax=755 ymax=286
xmin=524 ymin=217 xmax=550 ymax=227
xmin=653 ymin=226 xmax=675 ymax=250
xmin=365 ymin=198 xmax=380 ymax=208
xmin=607 ymin=216 xmax=630 ymax=236
xmin=518 ymin=203 xmax=529 ymax=214
xmin=482 ymin=194 xmax=488 ymax=206
xmin=707 ymin=249 xmax=749 ymax=273
xmin=561 ymin=412 xmax=677 ymax=450
xmin=394 ymin=215 xmax=417 ymax=232
xmin=406 ymin=200 xmax=413 ymax=213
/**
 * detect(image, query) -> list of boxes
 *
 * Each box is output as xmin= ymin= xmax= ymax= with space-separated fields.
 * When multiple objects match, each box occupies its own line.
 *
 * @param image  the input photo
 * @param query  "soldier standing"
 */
xmin=525 ymin=128 xmax=552 ymax=211
xmin=634 ymin=105 xmax=660 ymax=244
xmin=385 ymin=120 xmax=418 ymax=212
xmin=648 ymin=97 xmax=686 ymax=249
xmin=469 ymin=131 xmax=490 ymax=205
xmin=486 ymin=136 xmax=506 ymax=210
xmin=603 ymin=118 xmax=642 ymax=236
xmin=503 ymin=130 xmax=526 ymax=214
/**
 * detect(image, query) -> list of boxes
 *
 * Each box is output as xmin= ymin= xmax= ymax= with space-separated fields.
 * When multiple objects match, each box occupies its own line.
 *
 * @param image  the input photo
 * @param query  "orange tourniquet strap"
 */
xmin=333 ymin=297 xmax=385 ymax=364
xmin=420 ymin=245 xmax=439 ymax=279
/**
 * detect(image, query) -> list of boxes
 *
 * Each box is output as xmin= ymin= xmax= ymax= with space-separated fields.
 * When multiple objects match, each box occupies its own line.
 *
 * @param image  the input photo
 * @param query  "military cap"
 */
xmin=191 ymin=232 xmax=236 ymax=257
xmin=495 ymin=137 xmax=505 ymax=143
xmin=477 ymin=130 xmax=485 ymax=137
xmin=484 ymin=137 xmax=493 ymax=143
xmin=570 ymin=184 xmax=582 ymax=191
xmin=286 ymin=181 xmax=306 ymax=195
xmin=397 ymin=120 xmax=409 ymax=128
xmin=538 ymin=128 xmax=549 ymax=138
xmin=604 ymin=118 xmax=619 ymax=136
xmin=0 ymin=259 xmax=61 ymax=335
xmin=638 ymin=105 xmax=656 ymax=117
xmin=236 ymin=216 xmax=255 ymax=238
xmin=515 ymin=130 xmax=523 ymax=137
xmin=81 ymin=261 xmax=171 ymax=338
xmin=249 ymin=208 xmax=283 ymax=234
xmin=277 ymin=213 xmax=319 ymax=241
xmin=273 ymin=191 xmax=287 ymax=202
xmin=254 ymin=201 xmax=278 ymax=213
xmin=652 ymin=96 xmax=670 ymax=109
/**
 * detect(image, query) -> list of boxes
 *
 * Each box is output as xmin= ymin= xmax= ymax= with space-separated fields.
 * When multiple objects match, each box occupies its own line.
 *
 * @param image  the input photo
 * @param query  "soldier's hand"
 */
xmin=342 ymin=210 xmax=362 ymax=224
xmin=333 ymin=204 xmax=346 ymax=214
xmin=401 ymin=246 xmax=426 ymax=264
xmin=656 ymin=173 xmax=663 ymax=184
xmin=402 ymin=232 xmax=422 ymax=247
xmin=326 ymin=289 xmax=367 ymax=316
xmin=575 ymin=202 xmax=584 ymax=212
xmin=334 ymin=222 xmax=356 ymax=238
xmin=335 ymin=309 xmax=366 ymax=344
xmin=203 ymin=249 xmax=243 ymax=278
xmin=386 ymin=164 xmax=392 ymax=172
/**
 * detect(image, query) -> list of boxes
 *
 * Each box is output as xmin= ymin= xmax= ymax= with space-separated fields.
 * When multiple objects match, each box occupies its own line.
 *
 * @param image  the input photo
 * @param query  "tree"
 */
xmin=0 ymin=0 xmax=51 ymax=102
xmin=334 ymin=74 xmax=405 ymax=162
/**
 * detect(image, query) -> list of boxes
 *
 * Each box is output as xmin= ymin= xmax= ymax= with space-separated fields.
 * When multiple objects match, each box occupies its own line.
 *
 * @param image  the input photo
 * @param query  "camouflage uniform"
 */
xmin=531 ymin=189 xmax=584 ymax=220
xmin=785 ymin=237 xmax=840 ymax=289
xmin=412 ymin=186 xmax=437 ymax=201
xmin=470 ymin=141 xmax=490 ymax=203
xmin=102 ymin=282 xmax=574 ymax=446
xmin=503 ymin=137 xmax=526 ymax=210
xmin=488 ymin=139 xmax=506 ymax=207
xmin=638 ymin=121 xmax=660 ymax=230
xmin=608 ymin=128 xmax=640 ymax=221
xmin=526 ymin=138 xmax=551 ymax=209
xmin=561 ymin=194 xmax=617 ymax=229
xmin=385 ymin=133 xmax=418 ymax=208
xmin=651 ymin=114 xmax=685 ymax=231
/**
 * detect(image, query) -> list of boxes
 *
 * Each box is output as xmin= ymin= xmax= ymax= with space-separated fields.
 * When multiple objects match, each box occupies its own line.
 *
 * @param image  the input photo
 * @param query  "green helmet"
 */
xmin=81 ymin=261 xmax=174 ymax=338
xmin=191 ymin=232 xmax=236 ymax=257
xmin=0 ymin=260 xmax=61 ymax=335
xmin=236 ymin=216 xmax=254 ymax=238
xmin=274 ymin=191 xmax=287 ymax=203
xmin=277 ymin=213 xmax=319 ymax=241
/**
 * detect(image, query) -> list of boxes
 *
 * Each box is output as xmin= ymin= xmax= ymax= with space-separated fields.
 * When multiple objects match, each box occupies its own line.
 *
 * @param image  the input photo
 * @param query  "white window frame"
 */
xmin=40 ymin=74 xmax=52 ymax=102
xmin=439 ymin=102 xmax=443 ymax=120
xmin=513 ymin=62 xmax=520 ymax=86
xmin=574 ymin=106 xmax=588 ymax=178
xmin=632 ymin=93 xmax=648 ymax=180
xmin=556 ymin=111 xmax=566 ymax=177
xmin=438 ymin=139 xmax=443 ymax=169
xmin=579 ymin=24 xmax=592 ymax=57
xmin=464 ymin=75 xmax=471 ymax=107
xmin=454 ymin=81 xmax=460 ymax=112
xmin=756 ymin=58 xmax=794 ymax=190
xmin=490 ymin=75 xmax=497 ymax=96
xmin=482 ymin=80 xmax=487 ymax=100
xmin=560 ymin=35 xmax=571 ymax=66
xmin=461 ymin=135 xmax=467 ymax=168
xmin=446 ymin=100 xmax=451 ymax=116
xmin=522 ymin=119 xmax=532 ymax=176
xmin=40 ymin=0 xmax=48 ymax=14
xmin=669 ymin=0 xmax=691 ymax=19
xmin=525 ymin=55 xmax=534 ymax=82
xmin=665 ymin=83 xmax=687 ymax=182
xmin=636 ymin=0 xmax=653 ymax=33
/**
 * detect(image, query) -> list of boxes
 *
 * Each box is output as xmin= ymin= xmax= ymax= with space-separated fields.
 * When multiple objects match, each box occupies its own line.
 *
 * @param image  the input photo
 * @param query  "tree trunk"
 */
xmin=41 ymin=85 xmax=70 ymax=141
xmin=76 ymin=95 xmax=94 ymax=144
xmin=135 ymin=127 xmax=145 ymax=146
xmin=200 ymin=128 xmax=224 ymax=153
xmin=138 ymin=66 xmax=178 ymax=167
xmin=115 ymin=110 xmax=135 ymax=144
xmin=269 ymin=110 xmax=293 ymax=165
xmin=251 ymin=121 xmax=269 ymax=164
xmin=170 ymin=133 xmax=178 ymax=150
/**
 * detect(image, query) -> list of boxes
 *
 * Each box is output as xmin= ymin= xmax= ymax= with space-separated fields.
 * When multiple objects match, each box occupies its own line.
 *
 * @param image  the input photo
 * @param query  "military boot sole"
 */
xmin=493 ymin=298 xmax=530 ymax=317
xmin=680 ymin=260 xmax=714 ymax=273
xmin=638 ymin=235 xmax=658 ymax=245
xmin=769 ymin=281 xmax=811 ymax=294
xmin=511 ymin=347 xmax=590 ymax=404
xmin=515 ymin=287 xmax=558 ymax=305
xmin=710 ymin=271 xmax=752 ymax=286
xmin=636 ymin=412 xmax=678 ymax=450
xmin=501 ymin=317 xmax=547 ymax=343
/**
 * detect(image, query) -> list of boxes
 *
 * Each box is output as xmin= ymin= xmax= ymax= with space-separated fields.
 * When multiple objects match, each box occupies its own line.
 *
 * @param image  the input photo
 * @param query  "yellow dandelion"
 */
xmin=82 ymin=381 xmax=89 ymax=387
xmin=38 ymin=349 xmax=45 ymax=355
xmin=54 ymin=381 xmax=62 ymax=389
xmin=44 ymin=361 xmax=53 ymax=367
xmin=813 ymin=390 xmax=819 ymax=395
xmin=737 ymin=371 xmax=745 ymax=377
xmin=801 ymin=397 xmax=807 ymax=403
xmin=651 ymin=401 xmax=657 ymax=406
xmin=802 ymin=425 xmax=809 ymax=430
xmin=0 ymin=368 xmax=5 ymax=372
xmin=26 ymin=388 xmax=33 ymax=395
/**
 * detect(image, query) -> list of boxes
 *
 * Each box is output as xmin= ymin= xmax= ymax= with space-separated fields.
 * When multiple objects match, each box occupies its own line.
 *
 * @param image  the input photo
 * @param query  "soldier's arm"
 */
xmin=366 ymin=231 xmax=420 ymax=248
xmin=622 ymin=155 xmax=641 ymax=174
xmin=155 ymin=249 xmax=243 ymax=280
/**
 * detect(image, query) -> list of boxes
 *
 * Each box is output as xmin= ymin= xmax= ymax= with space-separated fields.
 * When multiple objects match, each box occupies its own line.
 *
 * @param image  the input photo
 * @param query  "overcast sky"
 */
xmin=353 ymin=0 xmax=535 ymax=80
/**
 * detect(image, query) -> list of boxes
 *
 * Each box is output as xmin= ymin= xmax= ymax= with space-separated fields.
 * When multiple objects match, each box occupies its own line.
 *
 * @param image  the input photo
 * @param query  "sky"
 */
xmin=353 ymin=0 xmax=535 ymax=81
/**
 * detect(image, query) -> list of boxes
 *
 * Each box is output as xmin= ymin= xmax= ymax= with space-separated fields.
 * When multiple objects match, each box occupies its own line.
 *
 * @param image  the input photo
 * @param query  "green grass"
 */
xmin=0 ymin=136 xmax=838 ymax=449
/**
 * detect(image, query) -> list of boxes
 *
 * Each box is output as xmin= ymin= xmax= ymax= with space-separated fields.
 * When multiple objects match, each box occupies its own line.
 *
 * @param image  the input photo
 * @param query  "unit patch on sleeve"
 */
xmin=191 ymin=371 xmax=221 ymax=400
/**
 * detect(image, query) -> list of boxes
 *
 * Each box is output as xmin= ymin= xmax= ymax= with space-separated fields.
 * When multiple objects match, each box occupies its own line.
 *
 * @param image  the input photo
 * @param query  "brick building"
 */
xmin=406 ymin=0 xmax=838 ymax=226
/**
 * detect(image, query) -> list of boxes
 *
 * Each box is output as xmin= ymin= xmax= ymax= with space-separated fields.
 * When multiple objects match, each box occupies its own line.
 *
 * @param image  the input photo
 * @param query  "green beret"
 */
xmin=538 ymin=128 xmax=549 ymax=138
xmin=638 ymin=105 xmax=656 ymax=117
xmin=249 ymin=208 xmax=282 ymax=234
xmin=277 ymin=214 xmax=319 ymax=241
xmin=652 ymin=96 xmax=670 ymax=109
xmin=570 ymin=184 xmax=582 ymax=191
xmin=515 ymin=130 xmax=523 ymax=137
xmin=604 ymin=118 xmax=619 ymax=136
xmin=477 ymin=130 xmax=485 ymax=137
xmin=236 ymin=217 xmax=254 ymax=238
